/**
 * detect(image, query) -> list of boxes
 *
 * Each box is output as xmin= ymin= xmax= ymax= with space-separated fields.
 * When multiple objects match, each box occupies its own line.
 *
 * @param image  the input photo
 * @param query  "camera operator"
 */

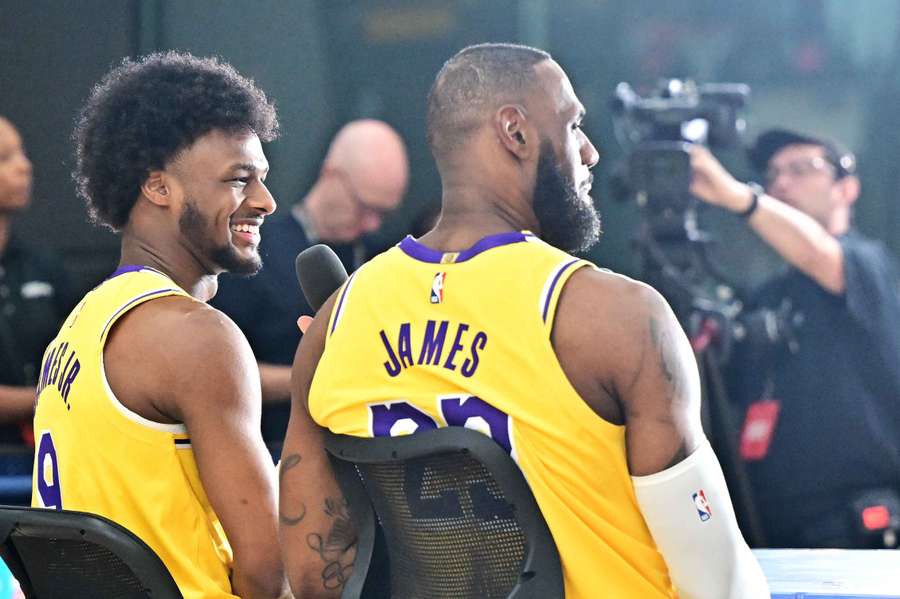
xmin=689 ymin=129 xmax=900 ymax=548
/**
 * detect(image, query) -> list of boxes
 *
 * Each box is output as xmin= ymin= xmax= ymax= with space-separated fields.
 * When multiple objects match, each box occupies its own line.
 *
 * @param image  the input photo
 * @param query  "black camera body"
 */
xmin=612 ymin=79 xmax=749 ymax=210
xmin=610 ymin=79 xmax=779 ymax=361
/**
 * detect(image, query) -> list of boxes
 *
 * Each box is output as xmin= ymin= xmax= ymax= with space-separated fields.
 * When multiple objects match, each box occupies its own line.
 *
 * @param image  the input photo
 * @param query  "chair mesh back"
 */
xmin=13 ymin=534 xmax=150 ymax=599
xmin=356 ymin=449 xmax=528 ymax=599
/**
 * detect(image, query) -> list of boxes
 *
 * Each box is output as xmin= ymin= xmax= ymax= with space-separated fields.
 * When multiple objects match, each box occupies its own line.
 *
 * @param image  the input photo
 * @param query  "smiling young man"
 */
xmin=31 ymin=52 xmax=290 ymax=598
xmin=279 ymin=43 xmax=767 ymax=598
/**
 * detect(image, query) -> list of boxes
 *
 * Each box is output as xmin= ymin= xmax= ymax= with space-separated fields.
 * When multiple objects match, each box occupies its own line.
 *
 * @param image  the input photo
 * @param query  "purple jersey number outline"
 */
xmin=36 ymin=431 xmax=62 ymax=510
xmin=369 ymin=395 xmax=515 ymax=521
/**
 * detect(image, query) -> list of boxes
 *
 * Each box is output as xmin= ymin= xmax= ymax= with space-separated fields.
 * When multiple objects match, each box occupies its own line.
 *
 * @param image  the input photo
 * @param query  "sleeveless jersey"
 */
xmin=309 ymin=232 xmax=676 ymax=598
xmin=32 ymin=265 xmax=237 ymax=599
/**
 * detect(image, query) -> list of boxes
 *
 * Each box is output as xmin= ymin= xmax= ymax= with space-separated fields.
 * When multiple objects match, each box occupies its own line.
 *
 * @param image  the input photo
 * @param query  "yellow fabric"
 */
xmin=32 ymin=267 xmax=237 ymax=599
xmin=309 ymin=233 xmax=676 ymax=598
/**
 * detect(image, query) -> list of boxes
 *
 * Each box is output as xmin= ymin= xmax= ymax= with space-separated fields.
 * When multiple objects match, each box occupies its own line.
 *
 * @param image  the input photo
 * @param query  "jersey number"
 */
xmin=36 ymin=432 xmax=62 ymax=510
xmin=369 ymin=396 xmax=514 ymax=521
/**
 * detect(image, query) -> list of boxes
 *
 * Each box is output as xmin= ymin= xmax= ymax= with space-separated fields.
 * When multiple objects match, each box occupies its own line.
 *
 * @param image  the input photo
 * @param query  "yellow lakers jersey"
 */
xmin=308 ymin=231 xmax=676 ymax=598
xmin=32 ymin=265 xmax=237 ymax=599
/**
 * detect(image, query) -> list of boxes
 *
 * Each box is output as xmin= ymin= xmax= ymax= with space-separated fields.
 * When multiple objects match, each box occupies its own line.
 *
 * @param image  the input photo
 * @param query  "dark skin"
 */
xmin=104 ymin=129 xmax=290 ymax=599
xmin=280 ymin=59 xmax=704 ymax=595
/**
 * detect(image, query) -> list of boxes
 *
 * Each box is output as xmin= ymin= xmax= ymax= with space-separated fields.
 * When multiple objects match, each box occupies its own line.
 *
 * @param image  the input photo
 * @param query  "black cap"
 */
xmin=748 ymin=128 xmax=856 ymax=178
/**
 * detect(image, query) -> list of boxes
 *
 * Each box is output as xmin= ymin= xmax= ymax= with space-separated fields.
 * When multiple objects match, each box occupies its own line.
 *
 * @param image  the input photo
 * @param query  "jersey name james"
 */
xmin=379 ymin=320 xmax=488 ymax=378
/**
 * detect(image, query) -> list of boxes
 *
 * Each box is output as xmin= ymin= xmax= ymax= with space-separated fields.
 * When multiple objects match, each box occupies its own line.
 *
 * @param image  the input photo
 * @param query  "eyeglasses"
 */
xmin=764 ymin=156 xmax=835 ymax=186
xmin=321 ymin=166 xmax=392 ymax=219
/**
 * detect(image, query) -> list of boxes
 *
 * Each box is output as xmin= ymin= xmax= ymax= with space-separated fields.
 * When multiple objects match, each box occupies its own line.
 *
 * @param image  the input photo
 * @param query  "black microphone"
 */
xmin=295 ymin=244 xmax=349 ymax=312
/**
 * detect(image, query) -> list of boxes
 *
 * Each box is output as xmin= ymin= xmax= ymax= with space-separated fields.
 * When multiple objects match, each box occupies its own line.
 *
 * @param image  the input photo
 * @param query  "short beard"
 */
xmin=179 ymin=200 xmax=262 ymax=276
xmin=532 ymin=140 xmax=601 ymax=253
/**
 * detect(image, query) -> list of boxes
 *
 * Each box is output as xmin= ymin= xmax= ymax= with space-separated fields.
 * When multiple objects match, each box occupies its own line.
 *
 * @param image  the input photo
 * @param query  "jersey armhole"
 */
xmin=326 ymin=272 xmax=357 ymax=340
xmin=98 ymin=288 xmax=189 ymax=434
xmin=538 ymin=259 xmax=594 ymax=338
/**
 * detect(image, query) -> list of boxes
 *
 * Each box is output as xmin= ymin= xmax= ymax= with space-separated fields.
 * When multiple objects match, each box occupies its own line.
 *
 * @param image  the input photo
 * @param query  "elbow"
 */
xmin=796 ymin=239 xmax=845 ymax=294
xmin=233 ymin=555 xmax=290 ymax=599
xmin=286 ymin=560 xmax=354 ymax=599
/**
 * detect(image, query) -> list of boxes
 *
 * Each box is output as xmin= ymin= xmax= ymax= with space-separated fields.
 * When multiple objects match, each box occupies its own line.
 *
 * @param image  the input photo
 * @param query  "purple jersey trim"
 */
xmin=398 ymin=231 xmax=533 ymax=264
xmin=99 ymin=288 xmax=180 ymax=340
xmin=542 ymin=259 xmax=581 ymax=323
xmin=107 ymin=264 xmax=167 ymax=280
xmin=331 ymin=273 xmax=357 ymax=334
xmin=108 ymin=265 xmax=148 ymax=279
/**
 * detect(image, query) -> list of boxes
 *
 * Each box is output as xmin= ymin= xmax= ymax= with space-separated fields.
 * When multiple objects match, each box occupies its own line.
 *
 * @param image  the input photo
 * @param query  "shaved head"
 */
xmin=323 ymin=119 xmax=408 ymax=210
xmin=426 ymin=43 xmax=550 ymax=162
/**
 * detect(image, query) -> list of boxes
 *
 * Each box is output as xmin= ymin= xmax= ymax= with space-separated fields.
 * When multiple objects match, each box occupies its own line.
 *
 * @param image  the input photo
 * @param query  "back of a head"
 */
xmin=426 ymin=43 xmax=551 ymax=166
xmin=73 ymin=51 xmax=279 ymax=232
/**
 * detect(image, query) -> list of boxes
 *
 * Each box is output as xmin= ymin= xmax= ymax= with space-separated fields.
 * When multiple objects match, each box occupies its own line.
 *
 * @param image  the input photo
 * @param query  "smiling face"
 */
xmin=528 ymin=61 xmax=601 ymax=252
xmin=0 ymin=118 xmax=33 ymax=214
xmin=165 ymin=129 xmax=275 ymax=275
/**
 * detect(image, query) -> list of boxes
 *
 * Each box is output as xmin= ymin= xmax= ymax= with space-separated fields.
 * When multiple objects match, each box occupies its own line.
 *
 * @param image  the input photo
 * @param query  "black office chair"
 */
xmin=324 ymin=426 xmax=564 ymax=599
xmin=0 ymin=505 xmax=182 ymax=598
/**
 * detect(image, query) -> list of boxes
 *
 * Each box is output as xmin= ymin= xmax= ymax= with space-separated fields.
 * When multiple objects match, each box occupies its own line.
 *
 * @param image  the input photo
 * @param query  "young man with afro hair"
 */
xmin=32 ymin=52 xmax=291 ymax=598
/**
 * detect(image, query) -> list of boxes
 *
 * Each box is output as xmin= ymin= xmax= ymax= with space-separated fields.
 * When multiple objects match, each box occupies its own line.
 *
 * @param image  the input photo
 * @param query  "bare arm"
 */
xmin=106 ymin=299 xmax=290 ymax=599
xmin=0 ymin=386 xmax=36 ymax=421
xmin=259 ymin=316 xmax=314 ymax=402
xmin=259 ymin=363 xmax=292 ymax=403
xmin=279 ymin=294 xmax=357 ymax=599
xmin=553 ymin=268 xmax=704 ymax=475
xmin=690 ymin=145 xmax=846 ymax=293
xmin=554 ymin=269 xmax=768 ymax=596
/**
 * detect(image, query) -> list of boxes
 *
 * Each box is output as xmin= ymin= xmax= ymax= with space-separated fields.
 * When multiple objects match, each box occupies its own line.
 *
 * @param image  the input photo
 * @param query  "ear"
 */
xmin=836 ymin=174 xmax=860 ymax=207
xmin=141 ymin=170 xmax=172 ymax=207
xmin=495 ymin=104 xmax=535 ymax=160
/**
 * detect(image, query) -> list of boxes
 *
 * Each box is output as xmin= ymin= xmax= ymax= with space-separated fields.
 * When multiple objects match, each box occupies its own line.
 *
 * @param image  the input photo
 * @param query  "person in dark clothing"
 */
xmin=690 ymin=129 xmax=900 ymax=547
xmin=211 ymin=119 xmax=407 ymax=444
xmin=0 ymin=116 xmax=74 ymax=448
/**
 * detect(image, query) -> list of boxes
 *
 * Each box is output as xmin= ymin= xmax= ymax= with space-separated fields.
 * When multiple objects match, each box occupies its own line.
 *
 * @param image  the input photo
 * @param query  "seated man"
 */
xmin=279 ymin=43 xmax=768 ymax=598
xmin=32 ymin=52 xmax=289 ymax=598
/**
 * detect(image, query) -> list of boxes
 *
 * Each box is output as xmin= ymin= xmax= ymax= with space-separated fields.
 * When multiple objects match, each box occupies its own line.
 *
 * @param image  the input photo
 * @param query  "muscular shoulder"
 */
xmin=552 ymin=267 xmax=676 ymax=420
xmin=558 ymin=266 xmax=670 ymax=340
xmin=120 ymin=295 xmax=251 ymax=358
xmin=106 ymin=295 xmax=258 ymax=419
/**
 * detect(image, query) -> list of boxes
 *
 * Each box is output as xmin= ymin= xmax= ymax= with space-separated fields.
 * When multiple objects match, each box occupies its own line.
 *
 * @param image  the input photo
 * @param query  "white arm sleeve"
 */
xmin=631 ymin=439 xmax=770 ymax=599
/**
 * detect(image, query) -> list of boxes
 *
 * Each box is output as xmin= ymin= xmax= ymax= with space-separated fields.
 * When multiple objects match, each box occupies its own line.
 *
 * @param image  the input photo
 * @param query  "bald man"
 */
xmin=211 ymin=120 xmax=408 ymax=435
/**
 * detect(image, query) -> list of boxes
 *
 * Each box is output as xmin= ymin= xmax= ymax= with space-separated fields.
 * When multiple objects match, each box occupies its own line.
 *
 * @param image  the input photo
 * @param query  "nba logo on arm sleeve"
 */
xmin=430 ymin=272 xmax=446 ymax=304
xmin=692 ymin=489 xmax=712 ymax=522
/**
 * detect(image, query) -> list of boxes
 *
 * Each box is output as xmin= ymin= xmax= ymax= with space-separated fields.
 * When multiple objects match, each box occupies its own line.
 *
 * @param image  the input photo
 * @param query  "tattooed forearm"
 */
xmin=306 ymin=497 xmax=357 ymax=591
xmin=279 ymin=453 xmax=307 ymax=526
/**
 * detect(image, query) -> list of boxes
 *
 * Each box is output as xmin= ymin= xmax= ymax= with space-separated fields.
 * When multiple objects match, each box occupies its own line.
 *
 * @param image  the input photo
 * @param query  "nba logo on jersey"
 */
xmin=430 ymin=272 xmax=446 ymax=304
xmin=692 ymin=490 xmax=712 ymax=522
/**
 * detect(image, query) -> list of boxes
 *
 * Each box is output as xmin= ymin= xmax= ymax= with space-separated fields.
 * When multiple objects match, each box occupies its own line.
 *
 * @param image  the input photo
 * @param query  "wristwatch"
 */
xmin=737 ymin=182 xmax=764 ymax=218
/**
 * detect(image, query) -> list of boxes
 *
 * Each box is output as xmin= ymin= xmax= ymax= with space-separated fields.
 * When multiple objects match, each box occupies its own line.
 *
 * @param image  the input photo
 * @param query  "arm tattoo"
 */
xmin=306 ymin=497 xmax=357 ymax=591
xmin=279 ymin=453 xmax=307 ymax=526
xmin=649 ymin=316 xmax=681 ymax=393
xmin=650 ymin=316 xmax=692 ymax=469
